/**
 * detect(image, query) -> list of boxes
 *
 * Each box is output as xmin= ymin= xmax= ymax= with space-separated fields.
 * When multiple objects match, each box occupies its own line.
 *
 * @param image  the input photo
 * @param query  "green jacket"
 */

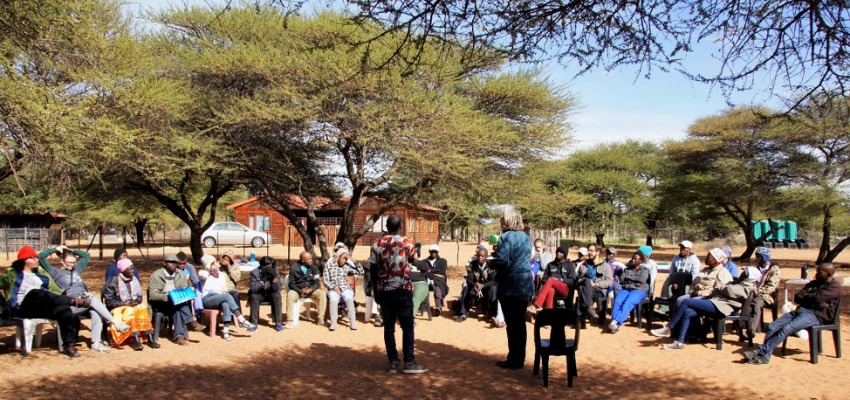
xmin=0 ymin=265 xmax=63 ymax=307
xmin=148 ymin=267 xmax=189 ymax=302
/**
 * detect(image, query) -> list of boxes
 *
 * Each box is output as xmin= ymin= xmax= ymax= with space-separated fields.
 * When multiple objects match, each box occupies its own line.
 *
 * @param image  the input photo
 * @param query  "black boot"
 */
xmin=130 ymin=333 xmax=144 ymax=351
xmin=63 ymin=343 xmax=80 ymax=358
xmin=146 ymin=331 xmax=160 ymax=349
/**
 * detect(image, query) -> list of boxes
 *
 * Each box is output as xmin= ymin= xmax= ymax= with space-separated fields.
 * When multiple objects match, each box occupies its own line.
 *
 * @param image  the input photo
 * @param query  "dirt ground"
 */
xmin=0 ymin=242 xmax=847 ymax=400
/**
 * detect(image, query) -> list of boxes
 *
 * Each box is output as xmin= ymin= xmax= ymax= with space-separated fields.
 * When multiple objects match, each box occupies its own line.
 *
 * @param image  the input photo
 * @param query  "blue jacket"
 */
xmin=493 ymin=230 xmax=534 ymax=298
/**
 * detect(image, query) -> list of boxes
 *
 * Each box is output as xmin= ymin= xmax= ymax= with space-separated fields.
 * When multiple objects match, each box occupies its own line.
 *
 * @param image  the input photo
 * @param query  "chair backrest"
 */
xmin=825 ymin=295 xmax=842 ymax=327
xmin=738 ymin=291 xmax=756 ymax=320
xmin=534 ymin=307 xmax=580 ymax=355
xmin=0 ymin=293 xmax=13 ymax=320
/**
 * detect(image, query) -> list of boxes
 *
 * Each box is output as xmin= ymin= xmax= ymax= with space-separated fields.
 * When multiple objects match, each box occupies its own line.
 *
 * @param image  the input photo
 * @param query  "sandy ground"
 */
xmin=0 ymin=242 xmax=847 ymax=400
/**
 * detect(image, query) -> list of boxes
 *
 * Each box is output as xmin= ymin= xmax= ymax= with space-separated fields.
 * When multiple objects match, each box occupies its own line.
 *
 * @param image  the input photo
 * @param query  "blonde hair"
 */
xmin=500 ymin=207 xmax=525 ymax=231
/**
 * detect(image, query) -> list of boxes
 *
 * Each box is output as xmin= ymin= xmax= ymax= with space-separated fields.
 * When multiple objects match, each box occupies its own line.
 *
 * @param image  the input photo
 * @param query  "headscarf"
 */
xmin=201 ymin=254 xmax=219 ymax=278
xmin=755 ymin=247 xmax=771 ymax=262
xmin=740 ymin=266 xmax=762 ymax=283
xmin=708 ymin=247 xmax=727 ymax=265
xmin=117 ymin=259 xmax=133 ymax=272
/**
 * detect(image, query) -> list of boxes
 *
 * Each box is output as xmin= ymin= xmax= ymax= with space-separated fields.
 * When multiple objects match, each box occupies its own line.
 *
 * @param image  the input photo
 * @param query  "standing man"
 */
xmin=285 ymin=251 xmax=327 ymax=329
xmin=370 ymin=214 xmax=428 ymax=374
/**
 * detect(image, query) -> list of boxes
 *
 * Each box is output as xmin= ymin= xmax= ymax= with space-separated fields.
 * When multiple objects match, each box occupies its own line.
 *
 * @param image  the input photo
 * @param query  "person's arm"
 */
xmin=148 ymin=272 xmax=169 ymax=302
xmin=636 ymin=267 xmax=650 ymax=290
xmin=288 ymin=266 xmax=299 ymax=291
xmin=689 ymin=255 xmax=701 ymax=281
xmin=309 ymin=266 xmax=320 ymax=291
xmin=73 ymin=249 xmax=91 ymax=272
xmin=758 ymin=267 xmax=781 ymax=296
xmin=563 ymin=262 xmax=577 ymax=286
xmin=227 ymin=265 xmax=241 ymax=285
xmin=595 ymin=263 xmax=614 ymax=289
xmin=249 ymin=269 xmax=264 ymax=293
xmin=37 ymin=248 xmax=55 ymax=274
xmin=270 ymin=269 xmax=282 ymax=292
xmin=323 ymin=266 xmax=336 ymax=290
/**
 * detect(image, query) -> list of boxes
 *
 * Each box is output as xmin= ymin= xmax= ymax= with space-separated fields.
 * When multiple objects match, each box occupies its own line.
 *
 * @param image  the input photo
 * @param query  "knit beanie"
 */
xmin=755 ymin=247 xmax=771 ymax=262
xmin=114 ymin=248 xmax=127 ymax=261
xmin=117 ymin=258 xmax=133 ymax=272
xmin=638 ymin=245 xmax=652 ymax=258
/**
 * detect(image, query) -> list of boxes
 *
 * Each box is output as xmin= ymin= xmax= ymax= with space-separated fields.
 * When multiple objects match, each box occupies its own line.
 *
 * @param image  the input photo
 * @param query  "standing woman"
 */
xmin=491 ymin=207 xmax=533 ymax=370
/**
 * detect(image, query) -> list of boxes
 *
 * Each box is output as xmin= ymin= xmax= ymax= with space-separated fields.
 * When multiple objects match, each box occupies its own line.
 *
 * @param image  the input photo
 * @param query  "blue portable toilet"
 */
xmin=753 ymin=221 xmax=762 ymax=241
xmin=760 ymin=220 xmax=771 ymax=240
xmin=785 ymin=221 xmax=797 ymax=241
xmin=772 ymin=220 xmax=787 ymax=241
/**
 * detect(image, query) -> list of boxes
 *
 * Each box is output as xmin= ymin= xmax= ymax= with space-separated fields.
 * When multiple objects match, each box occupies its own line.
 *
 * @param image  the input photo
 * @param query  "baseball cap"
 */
xmin=679 ymin=240 xmax=693 ymax=249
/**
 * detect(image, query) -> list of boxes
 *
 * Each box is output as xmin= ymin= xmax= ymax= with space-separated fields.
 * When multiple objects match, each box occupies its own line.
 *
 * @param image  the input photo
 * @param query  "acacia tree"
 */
xmin=664 ymin=107 xmax=802 ymax=259
xmin=154 ymin=7 xmax=573 ymax=260
xmin=338 ymin=0 xmax=850 ymax=109
xmin=783 ymin=94 xmax=850 ymax=263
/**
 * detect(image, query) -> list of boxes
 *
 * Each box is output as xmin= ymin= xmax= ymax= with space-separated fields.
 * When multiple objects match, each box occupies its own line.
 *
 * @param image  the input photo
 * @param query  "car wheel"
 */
xmin=203 ymin=237 xmax=217 ymax=248
xmin=251 ymin=237 xmax=265 ymax=248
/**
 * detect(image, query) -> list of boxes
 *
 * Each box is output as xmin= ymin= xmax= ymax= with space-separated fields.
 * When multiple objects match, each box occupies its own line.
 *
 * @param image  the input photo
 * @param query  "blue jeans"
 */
xmin=757 ymin=307 xmax=819 ymax=361
xmin=328 ymin=288 xmax=355 ymax=302
xmin=150 ymin=300 xmax=193 ymax=340
xmin=610 ymin=289 xmax=647 ymax=324
xmin=203 ymin=293 xmax=240 ymax=323
xmin=669 ymin=298 xmax=720 ymax=342
xmin=378 ymin=289 xmax=415 ymax=364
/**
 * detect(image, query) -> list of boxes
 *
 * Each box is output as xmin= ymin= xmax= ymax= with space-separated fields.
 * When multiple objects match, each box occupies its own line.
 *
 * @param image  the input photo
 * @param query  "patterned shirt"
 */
xmin=370 ymin=234 xmax=415 ymax=292
xmin=324 ymin=258 xmax=364 ymax=291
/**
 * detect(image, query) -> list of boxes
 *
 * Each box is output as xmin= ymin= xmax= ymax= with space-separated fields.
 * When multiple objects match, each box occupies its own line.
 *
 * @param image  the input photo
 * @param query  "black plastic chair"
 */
xmin=533 ymin=307 xmax=580 ymax=387
xmin=629 ymin=274 xmax=655 ymax=330
xmin=782 ymin=296 xmax=842 ymax=364
xmin=713 ymin=291 xmax=755 ymax=350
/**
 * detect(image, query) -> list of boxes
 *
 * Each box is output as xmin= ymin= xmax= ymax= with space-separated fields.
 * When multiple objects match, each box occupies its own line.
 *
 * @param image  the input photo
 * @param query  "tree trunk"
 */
xmin=188 ymin=227 xmax=205 ymax=265
xmin=817 ymin=204 xmax=832 ymax=264
xmin=133 ymin=218 xmax=148 ymax=246
xmin=645 ymin=235 xmax=653 ymax=247
xmin=740 ymin=229 xmax=757 ymax=261
xmin=595 ymin=233 xmax=605 ymax=247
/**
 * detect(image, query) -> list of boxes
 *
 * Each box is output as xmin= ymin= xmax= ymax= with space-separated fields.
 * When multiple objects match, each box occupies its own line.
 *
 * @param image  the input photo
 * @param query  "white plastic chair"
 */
xmin=15 ymin=318 xmax=61 ymax=354
xmin=284 ymin=275 xmax=315 ymax=325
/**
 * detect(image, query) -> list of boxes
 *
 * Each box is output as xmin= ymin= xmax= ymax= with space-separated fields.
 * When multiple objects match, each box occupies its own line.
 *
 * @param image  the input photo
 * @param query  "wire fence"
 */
xmin=0 ymin=228 xmax=61 ymax=257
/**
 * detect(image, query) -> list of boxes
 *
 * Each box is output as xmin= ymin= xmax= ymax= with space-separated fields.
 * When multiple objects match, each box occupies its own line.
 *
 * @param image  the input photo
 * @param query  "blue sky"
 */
xmin=130 ymin=0 xmax=782 ymax=153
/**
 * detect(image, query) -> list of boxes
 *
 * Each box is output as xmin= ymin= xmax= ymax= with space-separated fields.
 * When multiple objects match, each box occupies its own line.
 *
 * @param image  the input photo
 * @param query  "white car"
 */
xmin=201 ymin=222 xmax=270 ymax=248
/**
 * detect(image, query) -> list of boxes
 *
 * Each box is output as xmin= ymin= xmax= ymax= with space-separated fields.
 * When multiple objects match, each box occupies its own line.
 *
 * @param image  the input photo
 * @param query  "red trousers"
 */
xmin=533 ymin=279 xmax=570 ymax=309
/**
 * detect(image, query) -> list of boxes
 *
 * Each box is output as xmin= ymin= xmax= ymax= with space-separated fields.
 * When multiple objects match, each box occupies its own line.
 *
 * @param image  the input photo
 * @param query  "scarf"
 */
xmin=118 ymin=275 xmax=143 ymax=303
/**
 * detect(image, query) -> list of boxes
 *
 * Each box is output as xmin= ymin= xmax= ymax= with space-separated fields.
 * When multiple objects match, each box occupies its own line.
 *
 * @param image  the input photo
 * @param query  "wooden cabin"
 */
xmin=226 ymin=195 xmax=441 ymax=246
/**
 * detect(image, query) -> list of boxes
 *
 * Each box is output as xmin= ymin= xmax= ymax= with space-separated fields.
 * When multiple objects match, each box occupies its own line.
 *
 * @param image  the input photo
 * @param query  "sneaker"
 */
xmin=63 ymin=345 xmax=81 ymax=358
xmin=222 ymin=331 xmax=232 ymax=341
xmin=350 ymin=322 xmax=358 ymax=330
xmin=586 ymin=308 xmax=599 ymax=320
xmin=387 ymin=361 xmax=399 ymax=373
xmin=747 ymin=354 xmax=769 ymax=365
xmin=240 ymin=320 xmax=258 ymax=332
xmin=113 ymin=321 xmax=131 ymax=333
xmin=374 ymin=319 xmax=383 ymax=327
xmin=651 ymin=326 xmax=672 ymax=338
xmin=188 ymin=321 xmax=207 ymax=332
xmin=402 ymin=363 xmax=428 ymax=374
xmin=663 ymin=341 xmax=685 ymax=350
xmin=176 ymin=337 xmax=189 ymax=346
xmin=90 ymin=342 xmax=109 ymax=353
xmin=743 ymin=349 xmax=760 ymax=361
xmin=275 ymin=323 xmax=285 ymax=332
xmin=434 ymin=307 xmax=442 ymax=317
xmin=284 ymin=321 xmax=298 ymax=329
xmin=526 ymin=305 xmax=538 ymax=315
xmin=456 ymin=315 xmax=468 ymax=323
xmin=74 ymin=297 xmax=92 ymax=308
xmin=608 ymin=321 xmax=620 ymax=333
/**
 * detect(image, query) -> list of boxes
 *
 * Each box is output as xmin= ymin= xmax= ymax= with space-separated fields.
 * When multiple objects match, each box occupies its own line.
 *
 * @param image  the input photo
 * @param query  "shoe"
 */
xmin=663 ymin=341 xmax=685 ymax=350
xmin=90 ymin=342 xmax=109 ymax=353
xmin=284 ymin=321 xmax=298 ymax=329
xmin=73 ymin=297 xmax=92 ymax=308
xmin=402 ymin=363 xmax=429 ymax=374
xmin=374 ymin=319 xmax=383 ymax=327
xmin=651 ymin=326 xmax=672 ymax=338
xmin=608 ymin=321 xmax=620 ymax=333
xmin=743 ymin=349 xmax=760 ymax=361
xmin=328 ymin=325 xmax=336 ymax=332
xmin=527 ymin=305 xmax=538 ymax=315
xmin=434 ymin=307 xmax=442 ymax=317
xmin=275 ymin=323 xmax=285 ymax=332
xmin=222 ymin=329 xmax=233 ymax=341
xmin=496 ymin=360 xmax=509 ymax=367
xmin=587 ymin=308 xmax=599 ymax=320
xmin=63 ymin=345 xmax=81 ymax=358
xmin=456 ymin=315 xmax=467 ymax=323
xmin=497 ymin=361 xmax=522 ymax=370
xmin=387 ymin=361 xmax=399 ymax=373
xmin=240 ymin=319 xmax=257 ymax=330
xmin=747 ymin=354 xmax=769 ymax=365
xmin=188 ymin=321 xmax=207 ymax=332
xmin=147 ymin=339 xmax=161 ymax=349
xmin=350 ymin=322 xmax=358 ymax=330
xmin=113 ymin=321 xmax=131 ymax=333
xmin=176 ymin=337 xmax=189 ymax=346
xmin=130 ymin=335 xmax=144 ymax=351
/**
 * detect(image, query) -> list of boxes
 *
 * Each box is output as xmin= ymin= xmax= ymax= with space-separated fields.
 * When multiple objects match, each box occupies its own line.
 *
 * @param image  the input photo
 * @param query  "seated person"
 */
xmin=660 ymin=240 xmax=700 ymax=303
xmin=575 ymin=244 xmax=613 ymax=319
xmin=324 ymin=248 xmax=363 ymax=331
xmin=721 ymin=245 xmax=739 ymax=279
xmin=363 ymin=254 xmax=383 ymax=327
xmin=424 ymin=245 xmax=449 ymax=315
xmin=411 ymin=256 xmax=431 ymax=317
xmin=198 ymin=254 xmax=257 ymax=340
xmin=637 ymin=245 xmax=658 ymax=287
xmin=285 ymin=251 xmax=327 ymax=329
xmin=39 ymin=245 xmax=130 ymax=353
xmin=218 ymin=251 xmax=242 ymax=313
xmin=650 ymin=248 xmax=739 ymax=349
xmin=605 ymin=247 xmax=627 ymax=294
xmin=456 ymin=248 xmax=497 ymax=323
xmin=249 ymin=256 xmax=284 ymax=332
xmin=0 ymin=246 xmax=85 ymax=357
xmin=102 ymin=259 xmax=158 ymax=350
xmin=607 ymin=251 xmax=651 ymax=333
xmin=749 ymin=247 xmax=781 ymax=334
xmin=148 ymin=253 xmax=207 ymax=346
xmin=176 ymin=251 xmax=204 ymax=319
xmin=527 ymin=245 xmax=575 ymax=313
xmin=675 ymin=247 xmax=734 ymax=308
xmin=744 ymin=263 xmax=842 ymax=365
xmin=104 ymin=248 xmax=140 ymax=284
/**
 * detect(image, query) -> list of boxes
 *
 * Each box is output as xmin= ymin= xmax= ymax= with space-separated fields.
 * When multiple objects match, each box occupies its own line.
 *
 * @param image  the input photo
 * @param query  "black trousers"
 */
xmin=499 ymin=295 xmax=530 ymax=367
xmin=249 ymin=291 xmax=282 ymax=324
xmin=458 ymin=285 xmax=496 ymax=318
xmin=379 ymin=289 xmax=416 ymax=364
xmin=17 ymin=290 xmax=80 ymax=348
xmin=577 ymin=279 xmax=606 ymax=311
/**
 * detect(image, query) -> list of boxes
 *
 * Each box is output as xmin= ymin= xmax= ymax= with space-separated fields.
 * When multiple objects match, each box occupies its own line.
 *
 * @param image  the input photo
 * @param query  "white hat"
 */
xmin=679 ymin=240 xmax=693 ymax=249
xmin=578 ymin=247 xmax=588 ymax=256
xmin=200 ymin=254 xmax=217 ymax=268
xmin=333 ymin=242 xmax=347 ymax=251
xmin=429 ymin=244 xmax=440 ymax=252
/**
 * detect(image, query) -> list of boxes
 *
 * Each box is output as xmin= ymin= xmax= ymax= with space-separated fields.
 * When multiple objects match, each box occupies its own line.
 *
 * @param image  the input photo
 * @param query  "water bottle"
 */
xmin=801 ymin=263 xmax=809 ymax=280
xmin=250 ymin=252 xmax=256 ymax=262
